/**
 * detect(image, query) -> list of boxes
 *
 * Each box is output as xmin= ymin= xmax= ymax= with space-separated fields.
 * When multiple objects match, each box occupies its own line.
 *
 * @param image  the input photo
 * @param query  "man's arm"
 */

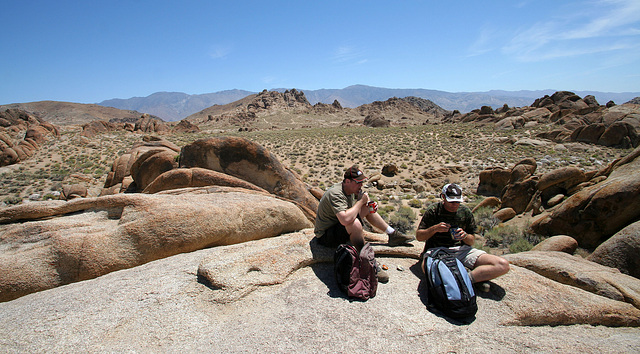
xmin=415 ymin=222 xmax=449 ymax=242
xmin=336 ymin=192 xmax=368 ymax=226
xmin=455 ymin=229 xmax=476 ymax=246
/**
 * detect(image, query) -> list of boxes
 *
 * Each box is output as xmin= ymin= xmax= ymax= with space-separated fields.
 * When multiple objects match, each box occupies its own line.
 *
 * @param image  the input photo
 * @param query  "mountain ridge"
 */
xmin=97 ymin=85 xmax=640 ymax=122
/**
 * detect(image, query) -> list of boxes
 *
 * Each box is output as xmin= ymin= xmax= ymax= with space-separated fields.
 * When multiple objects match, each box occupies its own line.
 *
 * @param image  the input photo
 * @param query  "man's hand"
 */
xmin=358 ymin=190 xmax=370 ymax=204
xmin=452 ymin=228 xmax=467 ymax=241
xmin=433 ymin=222 xmax=451 ymax=233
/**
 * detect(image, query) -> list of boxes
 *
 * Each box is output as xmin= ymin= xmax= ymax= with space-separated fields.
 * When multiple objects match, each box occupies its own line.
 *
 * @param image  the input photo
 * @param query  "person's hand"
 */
xmin=359 ymin=191 xmax=370 ymax=204
xmin=452 ymin=228 xmax=467 ymax=241
xmin=434 ymin=222 xmax=450 ymax=233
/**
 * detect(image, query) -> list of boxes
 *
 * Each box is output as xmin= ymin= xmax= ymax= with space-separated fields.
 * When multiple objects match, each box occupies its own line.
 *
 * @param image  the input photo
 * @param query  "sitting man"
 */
xmin=314 ymin=165 xmax=415 ymax=252
xmin=416 ymin=183 xmax=509 ymax=291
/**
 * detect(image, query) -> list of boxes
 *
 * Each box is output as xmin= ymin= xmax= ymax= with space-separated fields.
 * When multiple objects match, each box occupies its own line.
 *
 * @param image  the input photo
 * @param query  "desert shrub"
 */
xmin=388 ymin=206 xmax=416 ymax=233
xmin=483 ymin=223 xmax=541 ymax=253
xmin=509 ymin=238 xmax=533 ymax=253
xmin=377 ymin=205 xmax=396 ymax=219
xmin=473 ymin=207 xmax=500 ymax=234
xmin=4 ymin=196 xmax=22 ymax=205
xmin=408 ymin=198 xmax=422 ymax=208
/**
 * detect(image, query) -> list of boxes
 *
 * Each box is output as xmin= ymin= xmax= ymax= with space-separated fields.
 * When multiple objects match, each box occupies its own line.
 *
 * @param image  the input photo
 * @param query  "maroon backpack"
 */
xmin=334 ymin=243 xmax=378 ymax=300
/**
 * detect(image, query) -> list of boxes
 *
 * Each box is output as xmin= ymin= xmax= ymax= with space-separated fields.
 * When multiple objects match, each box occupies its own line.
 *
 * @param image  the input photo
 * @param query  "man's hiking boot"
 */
xmin=388 ymin=230 xmax=415 ymax=247
xmin=376 ymin=264 xmax=389 ymax=283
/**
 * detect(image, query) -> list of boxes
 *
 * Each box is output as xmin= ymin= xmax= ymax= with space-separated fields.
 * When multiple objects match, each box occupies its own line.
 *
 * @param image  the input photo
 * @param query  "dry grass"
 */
xmin=0 ymin=122 xmax=632 ymax=243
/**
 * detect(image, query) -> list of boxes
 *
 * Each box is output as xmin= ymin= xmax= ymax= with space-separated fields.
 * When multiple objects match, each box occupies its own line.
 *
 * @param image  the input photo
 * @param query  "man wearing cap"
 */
xmin=416 ymin=183 xmax=509 ymax=290
xmin=314 ymin=165 xmax=415 ymax=252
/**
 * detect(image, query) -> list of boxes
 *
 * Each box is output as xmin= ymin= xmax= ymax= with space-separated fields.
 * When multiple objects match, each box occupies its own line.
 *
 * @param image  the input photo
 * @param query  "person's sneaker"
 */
xmin=474 ymin=281 xmax=491 ymax=293
xmin=388 ymin=229 xmax=415 ymax=247
xmin=376 ymin=265 xmax=389 ymax=283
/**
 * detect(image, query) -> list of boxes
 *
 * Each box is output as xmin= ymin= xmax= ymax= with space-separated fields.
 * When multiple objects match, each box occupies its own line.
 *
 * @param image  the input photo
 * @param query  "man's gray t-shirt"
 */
xmin=314 ymin=182 xmax=355 ymax=238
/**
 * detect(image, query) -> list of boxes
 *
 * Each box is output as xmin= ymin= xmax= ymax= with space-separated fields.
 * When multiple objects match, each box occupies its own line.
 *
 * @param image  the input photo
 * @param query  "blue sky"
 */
xmin=1 ymin=0 xmax=639 ymax=104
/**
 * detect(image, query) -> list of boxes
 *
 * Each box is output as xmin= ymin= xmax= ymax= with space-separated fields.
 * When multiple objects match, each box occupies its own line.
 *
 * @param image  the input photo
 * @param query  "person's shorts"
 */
xmin=422 ymin=245 xmax=486 ymax=269
xmin=316 ymin=222 xmax=350 ymax=248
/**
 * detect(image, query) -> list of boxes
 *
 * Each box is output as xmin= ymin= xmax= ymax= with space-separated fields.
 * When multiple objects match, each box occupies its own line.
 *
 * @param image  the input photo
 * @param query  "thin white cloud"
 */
xmin=467 ymin=26 xmax=498 ymax=57
xmin=529 ymin=41 xmax=636 ymax=61
xmin=332 ymin=45 xmax=367 ymax=64
xmin=208 ymin=45 xmax=231 ymax=59
xmin=503 ymin=0 xmax=640 ymax=62
xmin=562 ymin=0 xmax=640 ymax=39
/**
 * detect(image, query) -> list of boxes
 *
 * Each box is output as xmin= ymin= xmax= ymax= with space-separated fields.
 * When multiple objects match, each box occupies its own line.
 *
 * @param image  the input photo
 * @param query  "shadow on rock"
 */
xmin=477 ymin=282 xmax=506 ymax=301
xmin=308 ymin=238 xmax=353 ymax=300
xmin=310 ymin=263 xmax=352 ymax=300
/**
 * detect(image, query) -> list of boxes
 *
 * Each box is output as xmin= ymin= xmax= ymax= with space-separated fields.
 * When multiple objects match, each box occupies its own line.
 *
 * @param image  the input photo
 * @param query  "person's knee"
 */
xmin=344 ymin=218 xmax=363 ymax=234
xmin=495 ymin=257 xmax=510 ymax=275
xmin=474 ymin=254 xmax=510 ymax=275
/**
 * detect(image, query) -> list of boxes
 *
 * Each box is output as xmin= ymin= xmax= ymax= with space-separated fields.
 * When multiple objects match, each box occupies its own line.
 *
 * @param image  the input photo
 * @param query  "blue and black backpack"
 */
xmin=424 ymin=247 xmax=477 ymax=319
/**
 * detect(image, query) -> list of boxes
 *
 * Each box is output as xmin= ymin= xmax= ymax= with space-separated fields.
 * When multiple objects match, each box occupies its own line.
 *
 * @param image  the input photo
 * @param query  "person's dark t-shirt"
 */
xmin=418 ymin=201 xmax=477 ymax=254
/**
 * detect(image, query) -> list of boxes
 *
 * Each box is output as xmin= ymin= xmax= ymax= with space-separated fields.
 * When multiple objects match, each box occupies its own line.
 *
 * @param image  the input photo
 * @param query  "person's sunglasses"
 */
xmin=352 ymin=179 xmax=364 ymax=184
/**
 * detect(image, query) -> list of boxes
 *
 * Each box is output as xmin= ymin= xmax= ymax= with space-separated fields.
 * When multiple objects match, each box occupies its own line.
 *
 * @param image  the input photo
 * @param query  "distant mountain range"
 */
xmin=98 ymin=85 xmax=640 ymax=122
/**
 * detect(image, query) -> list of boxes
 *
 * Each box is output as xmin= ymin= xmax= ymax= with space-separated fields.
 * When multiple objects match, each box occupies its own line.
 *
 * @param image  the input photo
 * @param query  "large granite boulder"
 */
xmin=135 ymin=114 xmax=170 ymax=134
xmin=500 ymin=177 xmax=538 ymax=214
xmin=179 ymin=136 xmax=318 ymax=216
xmin=588 ymin=220 xmax=640 ymax=279
xmin=495 ymin=265 xmax=639 ymax=326
xmin=531 ymin=235 xmax=578 ymax=254
xmin=103 ymin=137 xmax=180 ymax=191
xmin=477 ymin=167 xmax=511 ymax=197
xmin=129 ymin=149 xmax=179 ymax=191
xmin=531 ymin=146 xmax=640 ymax=247
xmin=0 ymin=109 xmax=59 ymax=167
xmin=143 ymin=167 xmax=268 ymax=194
xmin=0 ymin=187 xmax=313 ymax=302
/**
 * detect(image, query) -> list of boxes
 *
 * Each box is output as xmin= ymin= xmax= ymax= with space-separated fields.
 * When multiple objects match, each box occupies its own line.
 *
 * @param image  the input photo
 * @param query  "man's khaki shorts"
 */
xmin=422 ymin=245 xmax=486 ymax=270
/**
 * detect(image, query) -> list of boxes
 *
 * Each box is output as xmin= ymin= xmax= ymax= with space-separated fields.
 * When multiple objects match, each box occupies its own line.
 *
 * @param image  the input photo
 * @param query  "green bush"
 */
xmin=4 ymin=196 xmax=22 ymax=205
xmin=388 ymin=206 xmax=416 ymax=233
xmin=509 ymin=238 xmax=533 ymax=253
xmin=377 ymin=205 xmax=395 ymax=219
xmin=473 ymin=206 xmax=500 ymax=234
xmin=408 ymin=198 xmax=422 ymax=208
xmin=483 ymin=223 xmax=541 ymax=253
xmin=42 ymin=193 xmax=59 ymax=200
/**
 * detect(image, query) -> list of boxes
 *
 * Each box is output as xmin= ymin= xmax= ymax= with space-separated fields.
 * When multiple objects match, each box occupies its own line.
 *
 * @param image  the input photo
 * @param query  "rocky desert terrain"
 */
xmin=1 ymin=90 xmax=639 ymax=352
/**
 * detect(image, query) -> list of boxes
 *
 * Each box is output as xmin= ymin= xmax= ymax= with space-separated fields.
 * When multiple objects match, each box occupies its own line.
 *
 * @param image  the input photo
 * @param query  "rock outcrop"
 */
xmin=530 ymin=235 xmax=578 ymax=254
xmin=143 ymin=167 xmax=267 ymax=194
xmin=531 ymin=146 xmax=640 ymax=247
xmin=135 ymin=114 xmax=170 ymax=134
xmin=81 ymin=120 xmax=123 ymax=138
xmin=103 ymin=136 xmax=180 ymax=193
xmin=0 ymin=109 xmax=60 ymax=167
xmin=179 ymin=136 xmax=319 ymax=216
xmin=0 ymin=187 xmax=313 ymax=302
xmin=588 ymin=220 xmax=640 ymax=279
xmin=451 ymin=91 xmax=640 ymax=149
xmin=505 ymin=251 xmax=640 ymax=310
xmin=171 ymin=119 xmax=200 ymax=133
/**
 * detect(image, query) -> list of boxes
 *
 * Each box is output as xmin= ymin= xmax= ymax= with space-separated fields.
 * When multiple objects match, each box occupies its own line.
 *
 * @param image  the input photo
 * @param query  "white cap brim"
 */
xmin=445 ymin=195 xmax=463 ymax=202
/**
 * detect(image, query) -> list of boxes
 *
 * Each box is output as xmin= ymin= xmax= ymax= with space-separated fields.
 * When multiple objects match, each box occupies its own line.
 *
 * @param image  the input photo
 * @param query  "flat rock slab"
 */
xmin=197 ymin=229 xmax=422 ymax=303
xmin=1 ymin=240 xmax=639 ymax=352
